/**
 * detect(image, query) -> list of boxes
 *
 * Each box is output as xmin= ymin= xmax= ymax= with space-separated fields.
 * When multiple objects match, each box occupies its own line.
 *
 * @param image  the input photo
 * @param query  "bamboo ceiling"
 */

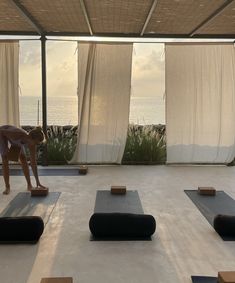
xmin=0 ymin=0 xmax=234 ymax=38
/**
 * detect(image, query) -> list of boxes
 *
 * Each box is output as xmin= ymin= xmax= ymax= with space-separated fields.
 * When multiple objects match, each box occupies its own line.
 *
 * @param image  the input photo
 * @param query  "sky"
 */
xmin=19 ymin=41 xmax=165 ymax=98
xmin=132 ymin=43 xmax=165 ymax=97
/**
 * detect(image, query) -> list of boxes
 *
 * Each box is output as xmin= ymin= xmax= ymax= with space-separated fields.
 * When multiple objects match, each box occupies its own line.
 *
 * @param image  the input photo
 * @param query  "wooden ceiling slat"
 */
xmin=9 ymin=0 xmax=44 ymax=35
xmin=190 ymin=0 xmax=235 ymax=36
xmin=0 ymin=0 xmax=34 ymax=32
xmin=200 ymin=1 xmax=235 ymax=34
xmin=20 ymin=0 xmax=89 ymax=33
xmin=140 ymin=0 xmax=158 ymax=36
xmin=85 ymin=0 xmax=153 ymax=34
xmin=79 ymin=0 xmax=93 ymax=35
xmin=145 ymin=0 xmax=230 ymax=35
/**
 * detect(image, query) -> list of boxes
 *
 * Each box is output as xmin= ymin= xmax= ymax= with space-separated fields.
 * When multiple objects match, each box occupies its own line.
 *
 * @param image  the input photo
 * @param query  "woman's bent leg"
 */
xmin=2 ymin=155 xmax=10 ymax=194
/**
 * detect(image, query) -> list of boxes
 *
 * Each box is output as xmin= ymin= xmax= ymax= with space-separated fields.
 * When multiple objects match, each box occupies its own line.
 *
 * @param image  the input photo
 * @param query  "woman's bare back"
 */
xmin=0 ymin=125 xmax=29 ymax=145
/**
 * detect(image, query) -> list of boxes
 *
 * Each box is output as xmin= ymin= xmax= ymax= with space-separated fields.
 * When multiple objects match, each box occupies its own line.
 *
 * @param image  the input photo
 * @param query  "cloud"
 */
xmin=132 ymin=43 xmax=165 ymax=97
xmin=19 ymin=40 xmax=77 ymax=97
xmin=133 ymin=44 xmax=165 ymax=76
xmin=46 ymin=41 xmax=77 ymax=96
xmin=19 ymin=41 xmax=41 ymax=66
xmin=19 ymin=41 xmax=165 ymax=98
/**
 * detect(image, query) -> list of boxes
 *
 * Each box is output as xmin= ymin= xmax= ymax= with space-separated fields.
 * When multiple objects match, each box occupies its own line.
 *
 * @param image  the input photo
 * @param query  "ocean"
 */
xmin=19 ymin=95 xmax=165 ymax=126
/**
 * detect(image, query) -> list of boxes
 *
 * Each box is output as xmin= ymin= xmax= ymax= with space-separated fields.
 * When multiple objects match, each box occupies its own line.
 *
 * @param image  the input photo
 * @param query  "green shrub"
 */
xmin=122 ymin=124 xmax=166 ymax=164
xmin=37 ymin=126 xmax=77 ymax=164
xmin=36 ymin=124 xmax=166 ymax=165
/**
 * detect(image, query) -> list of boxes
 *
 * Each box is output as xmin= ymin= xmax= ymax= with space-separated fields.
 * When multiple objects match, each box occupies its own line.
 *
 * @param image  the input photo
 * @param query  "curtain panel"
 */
xmin=70 ymin=43 xmax=133 ymax=164
xmin=0 ymin=41 xmax=20 ymax=126
xmin=166 ymin=44 xmax=235 ymax=163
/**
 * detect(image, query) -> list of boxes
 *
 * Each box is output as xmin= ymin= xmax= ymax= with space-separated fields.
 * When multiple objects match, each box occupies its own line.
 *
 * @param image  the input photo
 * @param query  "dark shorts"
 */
xmin=0 ymin=126 xmax=25 ymax=157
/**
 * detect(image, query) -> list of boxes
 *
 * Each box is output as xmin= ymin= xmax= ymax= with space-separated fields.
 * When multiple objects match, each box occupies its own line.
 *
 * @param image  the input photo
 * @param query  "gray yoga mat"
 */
xmin=0 ymin=192 xmax=61 ymax=224
xmin=94 ymin=190 xmax=144 ymax=214
xmin=191 ymin=276 xmax=217 ymax=283
xmin=91 ymin=190 xmax=150 ymax=241
xmin=185 ymin=190 xmax=235 ymax=240
xmin=0 ymin=168 xmax=80 ymax=176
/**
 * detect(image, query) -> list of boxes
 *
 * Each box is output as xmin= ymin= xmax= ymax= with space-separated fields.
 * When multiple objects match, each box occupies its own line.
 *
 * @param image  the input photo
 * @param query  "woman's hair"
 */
xmin=29 ymin=126 xmax=46 ymax=143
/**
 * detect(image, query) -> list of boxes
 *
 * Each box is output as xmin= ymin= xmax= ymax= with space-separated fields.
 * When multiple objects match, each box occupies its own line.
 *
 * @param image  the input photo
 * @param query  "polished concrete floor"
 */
xmin=0 ymin=165 xmax=235 ymax=283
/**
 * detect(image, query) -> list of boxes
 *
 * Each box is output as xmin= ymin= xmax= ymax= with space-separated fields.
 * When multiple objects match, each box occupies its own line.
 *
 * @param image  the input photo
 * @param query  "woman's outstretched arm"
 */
xmin=28 ymin=144 xmax=48 ymax=189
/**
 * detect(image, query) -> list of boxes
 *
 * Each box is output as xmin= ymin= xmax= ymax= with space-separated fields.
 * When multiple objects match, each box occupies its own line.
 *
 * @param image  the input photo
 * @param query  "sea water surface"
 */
xmin=19 ymin=95 xmax=165 ymax=126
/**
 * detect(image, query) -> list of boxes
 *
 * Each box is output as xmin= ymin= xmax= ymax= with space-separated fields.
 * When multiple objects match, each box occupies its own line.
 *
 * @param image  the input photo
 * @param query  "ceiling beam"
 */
xmin=9 ymin=0 xmax=44 ymax=35
xmin=79 ymin=0 xmax=93 ymax=35
xmin=0 ymin=30 xmax=234 ymax=39
xmin=44 ymin=31 xmax=235 ymax=39
xmin=190 ymin=0 xmax=234 ymax=37
xmin=0 ymin=31 xmax=39 ymax=36
xmin=140 ymin=0 xmax=158 ymax=36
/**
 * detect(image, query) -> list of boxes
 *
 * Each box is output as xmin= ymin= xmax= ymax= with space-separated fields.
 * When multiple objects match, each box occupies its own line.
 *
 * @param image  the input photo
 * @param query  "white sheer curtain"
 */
xmin=70 ymin=42 xmax=133 ymax=164
xmin=0 ymin=41 xmax=20 ymax=126
xmin=166 ymin=44 xmax=235 ymax=163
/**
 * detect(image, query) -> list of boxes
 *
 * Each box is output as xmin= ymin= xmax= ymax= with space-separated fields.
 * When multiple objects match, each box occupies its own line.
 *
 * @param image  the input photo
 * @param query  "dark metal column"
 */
xmin=41 ymin=35 xmax=48 ymax=166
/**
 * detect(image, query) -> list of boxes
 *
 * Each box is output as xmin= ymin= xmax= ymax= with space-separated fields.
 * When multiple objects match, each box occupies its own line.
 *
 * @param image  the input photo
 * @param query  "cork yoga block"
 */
xmin=218 ymin=271 xmax=235 ymax=283
xmin=31 ymin=188 xmax=49 ymax=197
xmin=198 ymin=187 xmax=216 ymax=196
xmin=40 ymin=278 xmax=73 ymax=283
xmin=78 ymin=166 xmax=88 ymax=175
xmin=111 ymin=186 xmax=127 ymax=195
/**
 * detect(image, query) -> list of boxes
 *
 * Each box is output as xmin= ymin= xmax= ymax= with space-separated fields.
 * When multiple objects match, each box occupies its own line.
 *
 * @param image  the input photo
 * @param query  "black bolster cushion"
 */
xmin=213 ymin=214 xmax=235 ymax=237
xmin=0 ymin=216 xmax=44 ymax=243
xmin=89 ymin=213 xmax=156 ymax=238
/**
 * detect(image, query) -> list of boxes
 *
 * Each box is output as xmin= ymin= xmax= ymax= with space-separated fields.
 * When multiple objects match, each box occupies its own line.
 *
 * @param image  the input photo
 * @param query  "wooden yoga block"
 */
xmin=31 ymin=187 xmax=49 ymax=197
xmin=40 ymin=277 xmax=73 ymax=283
xmin=7 ymin=145 xmax=21 ymax=162
xmin=78 ymin=165 xmax=88 ymax=175
xmin=198 ymin=187 xmax=216 ymax=196
xmin=111 ymin=186 xmax=127 ymax=195
xmin=218 ymin=271 xmax=235 ymax=283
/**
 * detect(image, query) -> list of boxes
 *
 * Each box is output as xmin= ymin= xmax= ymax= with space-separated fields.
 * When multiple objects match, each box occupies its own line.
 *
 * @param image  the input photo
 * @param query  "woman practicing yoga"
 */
xmin=0 ymin=125 xmax=48 ymax=194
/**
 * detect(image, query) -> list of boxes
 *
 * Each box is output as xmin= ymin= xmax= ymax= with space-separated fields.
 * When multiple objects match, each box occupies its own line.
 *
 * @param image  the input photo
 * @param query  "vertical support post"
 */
xmin=41 ymin=35 xmax=48 ymax=166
